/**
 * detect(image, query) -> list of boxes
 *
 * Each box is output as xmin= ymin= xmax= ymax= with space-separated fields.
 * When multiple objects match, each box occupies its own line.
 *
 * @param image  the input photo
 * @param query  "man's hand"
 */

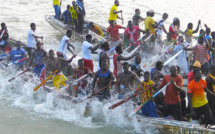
xmin=40 ymin=36 xmax=43 ymax=39
xmin=198 ymin=20 xmax=201 ymax=25
xmin=118 ymin=10 xmax=122 ymax=13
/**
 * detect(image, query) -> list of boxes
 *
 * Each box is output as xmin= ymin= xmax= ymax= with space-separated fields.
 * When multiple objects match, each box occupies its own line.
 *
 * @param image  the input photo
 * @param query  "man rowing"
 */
xmin=82 ymin=34 xmax=100 ymax=72
xmin=159 ymin=66 xmax=184 ymax=121
xmin=125 ymin=21 xmax=145 ymax=52
xmin=107 ymin=20 xmax=125 ymax=48
xmin=46 ymin=50 xmax=77 ymax=89
xmin=117 ymin=62 xmax=142 ymax=96
xmin=187 ymin=69 xmax=215 ymax=125
xmin=156 ymin=13 xmax=168 ymax=45
xmin=144 ymin=9 xmax=157 ymax=35
xmin=108 ymin=0 xmax=123 ymax=22
xmin=72 ymin=59 xmax=92 ymax=96
xmin=89 ymin=22 xmax=104 ymax=37
xmin=27 ymin=23 xmax=43 ymax=59
xmin=169 ymin=17 xmax=180 ymax=40
xmin=8 ymin=41 xmax=27 ymax=70
xmin=132 ymin=9 xmax=144 ymax=27
xmin=92 ymin=60 xmax=116 ymax=101
xmin=113 ymin=45 xmax=138 ymax=79
xmin=29 ymin=41 xmax=47 ymax=81
xmin=131 ymin=54 xmax=143 ymax=78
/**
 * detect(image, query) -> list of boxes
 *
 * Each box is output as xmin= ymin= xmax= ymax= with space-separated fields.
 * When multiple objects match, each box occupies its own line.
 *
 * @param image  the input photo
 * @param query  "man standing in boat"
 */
xmin=187 ymin=69 xmax=215 ymax=125
xmin=70 ymin=1 xmax=79 ymax=31
xmin=107 ymin=20 xmax=125 ymax=49
xmin=132 ymin=9 xmax=145 ymax=27
xmin=82 ymin=34 xmax=100 ymax=72
xmin=144 ymin=9 xmax=157 ymax=35
xmin=27 ymin=23 xmax=43 ymax=59
xmin=46 ymin=50 xmax=77 ymax=89
xmin=76 ymin=0 xmax=85 ymax=33
xmin=29 ymin=41 xmax=47 ymax=81
xmin=53 ymin=0 xmax=61 ymax=19
xmin=159 ymin=66 xmax=184 ymax=121
xmin=125 ymin=21 xmax=145 ymax=52
xmin=0 ymin=23 xmax=8 ymax=40
xmin=108 ymin=0 xmax=123 ymax=22
xmin=169 ymin=17 xmax=180 ymax=40
xmin=92 ymin=61 xmax=116 ymax=101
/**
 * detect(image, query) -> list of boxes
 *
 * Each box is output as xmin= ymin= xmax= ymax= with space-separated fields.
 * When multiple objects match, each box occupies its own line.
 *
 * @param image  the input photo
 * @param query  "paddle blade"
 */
xmin=34 ymin=75 xmax=53 ymax=91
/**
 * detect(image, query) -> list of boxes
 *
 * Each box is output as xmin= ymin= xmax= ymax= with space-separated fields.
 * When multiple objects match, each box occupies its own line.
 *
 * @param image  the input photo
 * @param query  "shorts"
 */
xmin=33 ymin=64 xmax=45 ymax=77
xmin=82 ymin=58 xmax=93 ymax=72
xmin=110 ymin=38 xmax=121 ymax=48
xmin=141 ymin=101 xmax=159 ymax=117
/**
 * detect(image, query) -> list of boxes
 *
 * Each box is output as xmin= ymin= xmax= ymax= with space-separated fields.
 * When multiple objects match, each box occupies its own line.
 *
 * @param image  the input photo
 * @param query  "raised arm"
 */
xmin=193 ymin=20 xmax=201 ymax=34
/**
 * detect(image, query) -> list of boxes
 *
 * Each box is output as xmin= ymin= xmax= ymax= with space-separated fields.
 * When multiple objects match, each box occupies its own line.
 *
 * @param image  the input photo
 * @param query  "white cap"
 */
xmin=148 ymin=9 xmax=154 ymax=13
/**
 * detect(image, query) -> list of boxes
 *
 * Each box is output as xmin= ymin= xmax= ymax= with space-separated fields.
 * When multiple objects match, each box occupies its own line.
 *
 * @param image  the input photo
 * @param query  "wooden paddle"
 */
xmin=34 ymin=70 xmax=58 ymax=91
xmin=0 ymin=29 xmax=5 ymax=39
xmin=79 ymin=82 xmax=112 ymax=103
xmin=8 ymin=57 xmax=49 ymax=82
xmin=121 ymin=12 xmax=124 ymax=25
xmin=108 ymin=84 xmax=156 ymax=110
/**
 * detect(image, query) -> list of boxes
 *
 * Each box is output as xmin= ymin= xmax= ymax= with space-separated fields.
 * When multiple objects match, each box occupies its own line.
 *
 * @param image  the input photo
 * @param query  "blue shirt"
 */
xmin=10 ymin=48 xmax=26 ymax=65
xmin=151 ymin=68 xmax=156 ymax=80
xmin=63 ymin=10 xmax=72 ymax=23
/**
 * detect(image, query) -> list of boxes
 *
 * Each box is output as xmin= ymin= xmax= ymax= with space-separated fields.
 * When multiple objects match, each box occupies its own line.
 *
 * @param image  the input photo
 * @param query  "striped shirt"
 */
xmin=141 ymin=80 xmax=155 ymax=104
xmin=193 ymin=43 xmax=208 ymax=65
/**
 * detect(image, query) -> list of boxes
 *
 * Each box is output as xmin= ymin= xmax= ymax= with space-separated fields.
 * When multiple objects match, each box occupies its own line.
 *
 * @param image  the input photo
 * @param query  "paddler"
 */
xmin=162 ymin=32 xmax=176 ymax=48
xmin=156 ymin=13 xmax=168 ymax=45
xmin=27 ymin=23 xmax=43 ymax=59
xmin=53 ymin=0 xmax=61 ymax=19
xmin=46 ymin=50 xmax=77 ymax=89
xmin=169 ymin=17 xmax=180 ymax=40
xmin=28 ymin=41 xmax=47 ymax=81
xmin=184 ymin=36 xmax=215 ymax=75
xmin=132 ymin=9 xmax=144 ymax=27
xmin=159 ymin=66 xmax=184 ymax=121
xmin=8 ymin=41 xmax=27 ymax=70
xmin=130 ymin=54 xmax=143 ymax=78
xmin=206 ymin=65 xmax=215 ymax=121
xmin=0 ymin=33 xmax=11 ymax=56
xmin=88 ymin=22 xmax=104 ymax=37
xmin=139 ymin=71 xmax=158 ymax=117
xmin=144 ymin=9 xmax=157 ymax=35
xmin=0 ymin=23 xmax=8 ymax=40
xmin=108 ymin=0 xmax=123 ymax=22
xmin=125 ymin=20 xmax=145 ymax=52
xmin=187 ymin=61 xmax=201 ymax=83
xmin=117 ymin=62 xmax=142 ymax=97
xmin=82 ymin=34 xmax=100 ymax=72
xmin=92 ymin=61 xmax=116 ymax=101
xmin=187 ymin=69 xmax=215 ymax=125
xmin=113 ymin=45 xmax=138 ymax=79
xmin=72 ymin=59 xmax=92 ymax=96
xmin=107 ymin=20 xmax=125 ymax=48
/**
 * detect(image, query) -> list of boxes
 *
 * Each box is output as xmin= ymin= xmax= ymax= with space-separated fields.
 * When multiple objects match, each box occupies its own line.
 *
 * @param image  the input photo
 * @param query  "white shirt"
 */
xmin=27 ymin=29 xmax=36 ymax=48
xmin=58 ymin=35 xmax=69 ymax=55
xmin=156 ymin=19 xmax=164 ymax=36
xmin=82 ymin=41 xmax=92 ymax=60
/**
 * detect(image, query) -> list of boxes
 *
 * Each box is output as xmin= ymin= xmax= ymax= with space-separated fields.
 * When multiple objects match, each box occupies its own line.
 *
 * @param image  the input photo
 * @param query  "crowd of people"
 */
xmin=1 ymin=0 xmax=215 ymax=127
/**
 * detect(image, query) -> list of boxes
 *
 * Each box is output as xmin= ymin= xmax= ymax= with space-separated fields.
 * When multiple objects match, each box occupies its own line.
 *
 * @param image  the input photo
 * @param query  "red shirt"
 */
xmin=107 ymin=24 xmax=122 ymax=41
xmin=187 ymin=71 xmax=194 ymax=83
xmin=125 ymin=26 xmax=140 ymax=46
xmin=159 ymin=75 xmax=183 ymax=104
xmin=73 ymin=66 xmax=90 ymax=89
xmin=169 ymin=24 xmax=177 ymax=40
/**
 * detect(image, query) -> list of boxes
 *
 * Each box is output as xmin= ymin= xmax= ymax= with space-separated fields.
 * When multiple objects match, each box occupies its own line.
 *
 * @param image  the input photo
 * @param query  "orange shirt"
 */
xmin=93 ymin=25 xmax=104 ymax=37
xmin=187 ymin=79 xmax=208 ymax=108
xmin=159 ymin=75 xmax=183 ymax=104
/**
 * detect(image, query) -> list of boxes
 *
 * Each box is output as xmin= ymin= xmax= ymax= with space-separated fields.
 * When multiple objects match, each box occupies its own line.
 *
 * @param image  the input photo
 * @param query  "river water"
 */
xmin=0 ymin=0 xmax=215 ymax=134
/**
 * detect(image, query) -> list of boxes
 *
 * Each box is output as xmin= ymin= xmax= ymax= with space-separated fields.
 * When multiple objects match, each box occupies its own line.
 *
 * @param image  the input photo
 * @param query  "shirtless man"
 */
xmin=117 ymin=62 xmax=142 ymax=96
xmin=46 ymin=50 xmax=77 ymax=89
xmin=92 ymin=61 xmax=116 ymax=101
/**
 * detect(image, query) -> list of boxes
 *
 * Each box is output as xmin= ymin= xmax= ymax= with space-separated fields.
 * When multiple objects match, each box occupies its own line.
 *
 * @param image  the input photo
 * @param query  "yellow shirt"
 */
xmin=141 ymin=80 xmax=155 ymax=104
xmin=69 ymin=6 xmax=79 ymax=19
xmin=108 ymin=4 xmax=117 ymax=21
xmin=93 ymin=25 xmax=104 ymax=37
xmin=144 ymin=16 xmax=155 ymax=34
xmin=53 ymin=0 xmax=60 ymax=6
xmin=186 ymin=29 xmax=193 ymax=36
